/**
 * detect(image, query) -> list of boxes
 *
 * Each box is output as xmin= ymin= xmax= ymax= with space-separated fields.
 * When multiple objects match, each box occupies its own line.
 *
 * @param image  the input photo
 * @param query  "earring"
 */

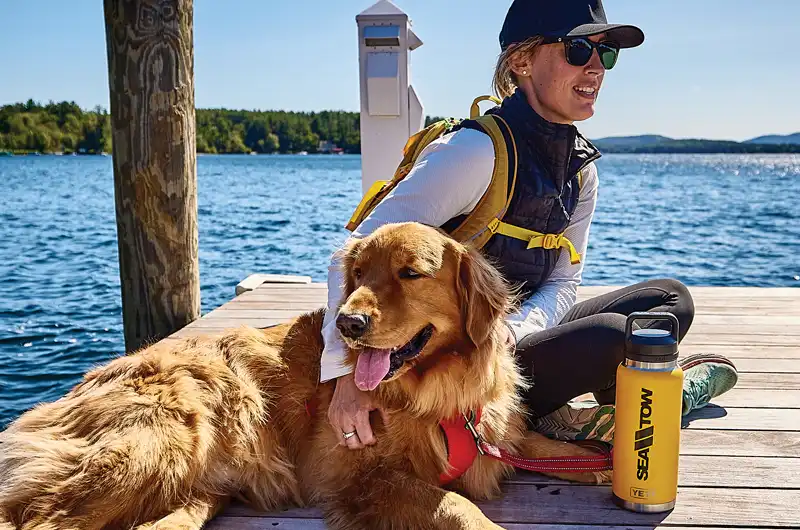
xmin=521 ymin=70 xmax=528 ymax=75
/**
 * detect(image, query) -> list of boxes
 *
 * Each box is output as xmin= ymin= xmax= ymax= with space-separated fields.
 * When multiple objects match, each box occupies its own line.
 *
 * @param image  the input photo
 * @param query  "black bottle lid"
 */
xmin=625 ymin=312 xmax=680 ymax=363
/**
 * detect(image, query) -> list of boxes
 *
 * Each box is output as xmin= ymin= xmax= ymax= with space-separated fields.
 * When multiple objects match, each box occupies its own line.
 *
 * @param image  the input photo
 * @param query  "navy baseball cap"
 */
xmin=499 ymin=0 xmax=645 ymax=51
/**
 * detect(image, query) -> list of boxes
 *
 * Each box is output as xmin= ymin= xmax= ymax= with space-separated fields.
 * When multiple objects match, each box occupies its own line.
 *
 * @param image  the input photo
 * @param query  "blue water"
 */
xmin=1 ymin=153 xmax=799 ymax=426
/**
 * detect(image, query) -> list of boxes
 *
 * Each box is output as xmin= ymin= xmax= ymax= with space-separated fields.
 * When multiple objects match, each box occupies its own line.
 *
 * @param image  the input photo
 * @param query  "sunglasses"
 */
xmin=544 ymin=37 xmax=620 ymax=70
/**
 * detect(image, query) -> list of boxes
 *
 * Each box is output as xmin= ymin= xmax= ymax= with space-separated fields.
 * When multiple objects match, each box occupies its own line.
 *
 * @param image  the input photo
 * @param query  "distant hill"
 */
xmin=745 ymin=133 xmax=800 ymax=145
xmin=592 ymin=134 xmax=800 ymax=154
xmin=587 ymin=135 xmax=671 ymax=149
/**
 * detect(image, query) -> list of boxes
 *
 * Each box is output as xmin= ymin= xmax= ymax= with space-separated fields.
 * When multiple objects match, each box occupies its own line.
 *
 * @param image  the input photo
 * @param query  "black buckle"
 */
xmin=463 ymin=410 xmax=485 ymax=455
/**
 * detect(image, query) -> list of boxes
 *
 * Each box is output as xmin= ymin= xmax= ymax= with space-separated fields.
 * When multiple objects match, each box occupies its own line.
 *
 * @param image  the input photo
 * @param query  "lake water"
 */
xmin=1 ymin=153 xmax=798 ymax=426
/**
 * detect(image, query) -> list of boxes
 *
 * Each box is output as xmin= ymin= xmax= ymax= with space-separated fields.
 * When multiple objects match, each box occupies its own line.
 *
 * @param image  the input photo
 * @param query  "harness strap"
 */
xmin=487 ymin=218 xmax=582 ymax=264
xmin=438 ymin=410 xmax=611 ymax=485
xmin=438 ymin=409 xmax=484 ymax=484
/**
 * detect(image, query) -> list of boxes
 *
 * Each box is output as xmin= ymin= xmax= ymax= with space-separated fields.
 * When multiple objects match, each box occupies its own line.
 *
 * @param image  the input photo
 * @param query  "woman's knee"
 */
xmin=651 ymin=278 xmax=695 ymax=338
xmin=577 ymin=312 xmax=628 ymax=366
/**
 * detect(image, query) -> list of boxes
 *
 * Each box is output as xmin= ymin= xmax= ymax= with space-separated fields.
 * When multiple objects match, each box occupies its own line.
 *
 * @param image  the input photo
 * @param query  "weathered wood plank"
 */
xmin=507 ymin=455 xmax=800 ymax=488
xmin=222 ymin=486 xmax=800 ymax=527
xmin=200 ymin=310 xmax=317 ymax=320
xmin=680 ymin=345 xmax=800 ymax=359
xmin=678 ymin=429 xmax=799 ymax=457
xmin=250 ymin=283 xmax=327 ymax=290
xmin=681 ymin=334 xmax=800 ymax=346
xmin=207 ymin=519 xmax=755 ymax=530
xmin=706 ymin=387 xmax=800 ymax=407
xmin=104 ymin=0 xmax=199 ymax=352
xmin=573 ymin=286 xmax=800 ymax=299
xmin=710 ymin=358 xmax=799 ymax=373
xmin=724 ymin=373 xmax=800 ymax=389
xmin=215 ymin=301 xmax=325 ymax=311
xmin=235 ymin=273 xmax=312 ymax=296
xmin=681 ymin=406 xmax=799 ymax=431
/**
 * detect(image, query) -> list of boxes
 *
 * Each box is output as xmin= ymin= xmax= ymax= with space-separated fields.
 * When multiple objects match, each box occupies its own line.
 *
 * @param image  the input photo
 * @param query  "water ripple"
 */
xmin=1 ymin=153 xmax=798 ymax=427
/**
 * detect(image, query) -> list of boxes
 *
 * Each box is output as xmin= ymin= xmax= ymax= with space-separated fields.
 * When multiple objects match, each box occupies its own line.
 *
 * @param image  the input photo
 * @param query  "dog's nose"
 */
xmin=336 ymin=313 xmax=370 ymax=339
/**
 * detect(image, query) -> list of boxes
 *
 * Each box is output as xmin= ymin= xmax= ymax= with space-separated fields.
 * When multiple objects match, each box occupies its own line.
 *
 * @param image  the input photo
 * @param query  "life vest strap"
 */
xmin=487 ymin=218 xmax=582 ymax=264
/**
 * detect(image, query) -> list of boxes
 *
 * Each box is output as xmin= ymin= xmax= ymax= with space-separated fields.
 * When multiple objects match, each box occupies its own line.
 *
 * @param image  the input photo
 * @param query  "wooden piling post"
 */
xmin=104 ymin=0 xmax=200 ymax=352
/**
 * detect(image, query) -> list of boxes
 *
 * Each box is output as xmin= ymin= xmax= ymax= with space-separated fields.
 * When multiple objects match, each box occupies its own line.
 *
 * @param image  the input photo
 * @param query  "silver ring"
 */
xmin=342 ymin=430 xmax=357 ymax=440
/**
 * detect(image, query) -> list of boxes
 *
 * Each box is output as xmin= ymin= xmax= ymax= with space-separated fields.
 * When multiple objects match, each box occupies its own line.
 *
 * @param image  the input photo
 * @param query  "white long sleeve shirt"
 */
xmin=319 ymin=127 xmax=599 ymax=382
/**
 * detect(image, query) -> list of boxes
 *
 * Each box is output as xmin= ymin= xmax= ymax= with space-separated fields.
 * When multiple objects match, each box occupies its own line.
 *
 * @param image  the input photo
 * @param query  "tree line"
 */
xmin=2 ymin=100 xmax=798 ymax=155
xmin=0 ymin=100 xmax=362 ymax=155
xmin=0 ymin=100 xmax=112 ymax=154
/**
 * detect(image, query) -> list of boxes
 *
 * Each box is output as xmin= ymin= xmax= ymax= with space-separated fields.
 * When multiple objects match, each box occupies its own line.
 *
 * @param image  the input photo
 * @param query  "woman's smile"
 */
xmin=573 ymin=85 xmax=598 ymax=100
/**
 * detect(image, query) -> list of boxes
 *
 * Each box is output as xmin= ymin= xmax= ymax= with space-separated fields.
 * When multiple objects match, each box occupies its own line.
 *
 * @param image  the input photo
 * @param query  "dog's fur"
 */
xmin=0 ymin=222 xmax=608 ymax=530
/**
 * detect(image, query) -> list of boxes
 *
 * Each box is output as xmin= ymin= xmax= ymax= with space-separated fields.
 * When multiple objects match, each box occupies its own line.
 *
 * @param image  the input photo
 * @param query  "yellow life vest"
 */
xmin=344 ymin=96 xmax=582 ymax=265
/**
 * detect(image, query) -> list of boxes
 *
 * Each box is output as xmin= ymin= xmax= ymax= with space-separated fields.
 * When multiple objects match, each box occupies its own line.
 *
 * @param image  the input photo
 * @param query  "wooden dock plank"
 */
xmin=678 ymin=430 xmax=800 ymax=457
xmin=220 ymin=486 xmax=800 ymax=527
xmin=207 ymin=521 xmax=757 ymax=530
xmin=507 ymin=455 xmax=800 ymax=488
xmin=165 ymin=282 xmax=799 ymax=529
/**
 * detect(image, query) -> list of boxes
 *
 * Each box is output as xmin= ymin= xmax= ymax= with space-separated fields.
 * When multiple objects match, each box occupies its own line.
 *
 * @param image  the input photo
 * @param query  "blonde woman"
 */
xmin=322 ymin=0 xmax=738 ymax=450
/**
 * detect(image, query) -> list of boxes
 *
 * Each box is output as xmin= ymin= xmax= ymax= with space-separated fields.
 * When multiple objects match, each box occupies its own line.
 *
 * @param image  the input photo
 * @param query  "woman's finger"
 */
xmin=353 ymin=409 xmax=376 ymax=446
xmin=342 ymin=423 xmax=363 ymax=450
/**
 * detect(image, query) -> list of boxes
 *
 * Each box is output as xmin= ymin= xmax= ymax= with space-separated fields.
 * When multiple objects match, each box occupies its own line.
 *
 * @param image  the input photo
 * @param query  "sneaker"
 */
xmin=679 ymin=353 xmax=739 ymax=416
xmin=531 ymin=399 xmax=615 ymax=443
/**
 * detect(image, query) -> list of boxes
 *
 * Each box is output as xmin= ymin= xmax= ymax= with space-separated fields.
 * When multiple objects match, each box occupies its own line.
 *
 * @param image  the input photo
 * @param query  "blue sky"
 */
xmin=1 ymin=0 xmax=797 ymax=141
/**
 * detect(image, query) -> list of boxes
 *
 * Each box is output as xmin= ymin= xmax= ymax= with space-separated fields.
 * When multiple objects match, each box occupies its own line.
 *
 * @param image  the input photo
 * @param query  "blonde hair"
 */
xmin=492 ymin=36 xmax=545 ymax=99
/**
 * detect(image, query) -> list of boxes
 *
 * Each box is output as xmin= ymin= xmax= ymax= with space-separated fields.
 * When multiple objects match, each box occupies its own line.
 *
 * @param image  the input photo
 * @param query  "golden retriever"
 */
xmin=0 ymin=222 xmax=608 ymax=530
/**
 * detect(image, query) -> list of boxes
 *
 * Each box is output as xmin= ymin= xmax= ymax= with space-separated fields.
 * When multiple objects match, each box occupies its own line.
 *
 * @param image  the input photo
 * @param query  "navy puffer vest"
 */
xmin=444 ymin=89 xmax=601 ymax=296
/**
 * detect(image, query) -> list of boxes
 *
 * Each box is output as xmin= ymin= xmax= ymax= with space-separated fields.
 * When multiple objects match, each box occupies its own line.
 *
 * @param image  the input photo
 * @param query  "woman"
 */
xmin=320 ymin=0 xmax=738 ymax=450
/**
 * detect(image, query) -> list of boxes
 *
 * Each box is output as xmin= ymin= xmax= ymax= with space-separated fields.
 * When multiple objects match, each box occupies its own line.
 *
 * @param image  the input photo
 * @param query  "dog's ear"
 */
xmin=339 ymin=237 xmax=363 ymax=297
xmin=456 ymin=245 xmax=509 ymax=346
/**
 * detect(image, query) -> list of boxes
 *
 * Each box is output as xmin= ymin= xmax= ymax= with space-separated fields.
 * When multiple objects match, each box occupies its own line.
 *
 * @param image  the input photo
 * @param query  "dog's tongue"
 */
xmin=354 ymin=348 xmax=392 ymax=391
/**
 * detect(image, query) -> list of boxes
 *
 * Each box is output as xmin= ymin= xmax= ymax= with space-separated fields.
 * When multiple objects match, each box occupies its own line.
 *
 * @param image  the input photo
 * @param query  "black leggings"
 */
xmin=515 ymin=278 xmax=695 ymax=420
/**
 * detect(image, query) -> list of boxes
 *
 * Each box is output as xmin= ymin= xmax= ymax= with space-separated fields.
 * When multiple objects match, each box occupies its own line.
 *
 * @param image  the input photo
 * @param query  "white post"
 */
xmin=356 ymin=0 xmax=425 ymax=194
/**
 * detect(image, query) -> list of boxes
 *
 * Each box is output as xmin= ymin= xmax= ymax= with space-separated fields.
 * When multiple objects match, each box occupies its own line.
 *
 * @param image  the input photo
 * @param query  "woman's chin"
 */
xmin=570 ymin=105 xmax=596 ymax=123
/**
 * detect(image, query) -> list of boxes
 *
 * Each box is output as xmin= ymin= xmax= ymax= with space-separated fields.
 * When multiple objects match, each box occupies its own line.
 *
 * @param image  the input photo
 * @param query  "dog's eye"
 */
xmin=399 ymin=267 xmax=422 ymax=279
xmin=353 ymin=267 xmax=362 ymax=280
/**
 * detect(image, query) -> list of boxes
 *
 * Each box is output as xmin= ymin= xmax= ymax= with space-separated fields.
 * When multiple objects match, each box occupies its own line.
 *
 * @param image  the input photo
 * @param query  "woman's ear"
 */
xmin=509 ymin=49 xmax=533 ymax=77
xmin=456 ymin=246 xmax=510 ymax=347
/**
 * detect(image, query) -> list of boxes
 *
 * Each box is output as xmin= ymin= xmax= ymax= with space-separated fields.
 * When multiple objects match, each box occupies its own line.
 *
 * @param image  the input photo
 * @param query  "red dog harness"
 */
xmin=306 ymin=398 xmax=612 ymax=485
xmin=438 ymin=409 xmax=613 ymax=485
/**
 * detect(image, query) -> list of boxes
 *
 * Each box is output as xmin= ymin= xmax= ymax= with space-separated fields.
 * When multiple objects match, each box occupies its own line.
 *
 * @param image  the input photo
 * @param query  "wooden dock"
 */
xmin=167 ymin=278 xmax=800 ymax=529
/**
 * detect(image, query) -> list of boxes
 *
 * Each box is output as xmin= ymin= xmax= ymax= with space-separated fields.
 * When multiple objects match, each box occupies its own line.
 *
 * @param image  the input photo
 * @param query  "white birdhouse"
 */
xmin=356 ymin=0 xmax=425 ymax=193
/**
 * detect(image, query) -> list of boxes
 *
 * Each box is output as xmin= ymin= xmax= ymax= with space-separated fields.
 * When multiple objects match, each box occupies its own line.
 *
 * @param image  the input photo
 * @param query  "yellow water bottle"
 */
xmin=612 ymin=312 xmax=683 ymax=513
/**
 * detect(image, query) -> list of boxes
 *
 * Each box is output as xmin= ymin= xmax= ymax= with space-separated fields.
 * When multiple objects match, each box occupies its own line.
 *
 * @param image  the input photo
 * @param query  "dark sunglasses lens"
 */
xmin=598 ymin=44 xmax=618 ymax=69
xmin=566 ymin=39 xmax=593 ymax=66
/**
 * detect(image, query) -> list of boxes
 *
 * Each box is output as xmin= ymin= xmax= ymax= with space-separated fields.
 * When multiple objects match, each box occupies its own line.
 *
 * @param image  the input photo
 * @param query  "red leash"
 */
xmin=307 ymin=397 xmax=612 ymax=484
xmin=439 ymin=410 xmax=612 ymax=484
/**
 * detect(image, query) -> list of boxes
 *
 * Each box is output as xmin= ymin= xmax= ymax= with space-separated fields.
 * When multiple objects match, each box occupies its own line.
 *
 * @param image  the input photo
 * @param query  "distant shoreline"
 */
xmin=592 ymin=140 xmax=800 ymax=154
xmin=593 ymin=144 xmax=800 ymax=154
xmin=4 ymin=150 xmax=799 ymax=157
xmin=3 ymin=100 xmax=799 ymax=156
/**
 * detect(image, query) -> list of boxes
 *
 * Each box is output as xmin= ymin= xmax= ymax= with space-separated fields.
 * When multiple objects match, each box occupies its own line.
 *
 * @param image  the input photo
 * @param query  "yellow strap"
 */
xmin=346 ymin=179 xmax=388 ymax=228
xmin=470 ymin=95 xmax=502 ymax=119
xmin=446 ymin=114 xmax=515 ymax=244
xmin=487 ymin=218 xmax=581 ymax=265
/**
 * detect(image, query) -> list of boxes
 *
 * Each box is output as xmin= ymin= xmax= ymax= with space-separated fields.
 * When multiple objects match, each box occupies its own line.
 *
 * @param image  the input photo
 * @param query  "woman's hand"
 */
xmin=328 ymin=372 xmax=388 ymax=450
